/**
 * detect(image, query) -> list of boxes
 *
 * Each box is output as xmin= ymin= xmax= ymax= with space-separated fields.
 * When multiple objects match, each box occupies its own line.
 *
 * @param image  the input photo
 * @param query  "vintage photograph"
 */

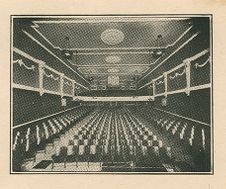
xmin=11 ymin=15 xmax=212 ymax=173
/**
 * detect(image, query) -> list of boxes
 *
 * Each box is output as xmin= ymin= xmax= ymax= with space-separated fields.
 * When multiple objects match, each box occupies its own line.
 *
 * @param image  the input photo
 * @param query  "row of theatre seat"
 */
xmin=129 ymin=106 xmax=211 ymax=172
xmin=49 ymin=107 xmax=172 ymax=169
xmin=13 ymin=105 xmax=210 ymax=172
xmin=12 ymin=106 xmax=94 ymax=171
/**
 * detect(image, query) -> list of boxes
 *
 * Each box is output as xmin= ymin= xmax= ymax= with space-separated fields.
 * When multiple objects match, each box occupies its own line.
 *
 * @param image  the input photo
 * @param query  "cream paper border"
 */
xmin=0 ymin=0 xmax=226 ymax=188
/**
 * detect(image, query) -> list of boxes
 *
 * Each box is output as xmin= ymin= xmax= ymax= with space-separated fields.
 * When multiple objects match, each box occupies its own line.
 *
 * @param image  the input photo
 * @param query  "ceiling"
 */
xmin=31 ymin=16 xmax=192 ymax=89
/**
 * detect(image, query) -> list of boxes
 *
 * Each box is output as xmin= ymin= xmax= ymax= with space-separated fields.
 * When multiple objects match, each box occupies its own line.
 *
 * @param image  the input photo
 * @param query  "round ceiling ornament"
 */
xmin=107 ymin=68 xmax=119 ymax=73
xmin=101 ymin=29 xmax=125 ymax=45
xmin=105 ymin=55 xmax=121 ymax=63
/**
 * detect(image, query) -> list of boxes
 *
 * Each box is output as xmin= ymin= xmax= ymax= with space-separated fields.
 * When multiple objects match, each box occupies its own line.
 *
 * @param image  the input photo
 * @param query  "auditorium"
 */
xmin=11 ymin=15 xmax=212 ymax=173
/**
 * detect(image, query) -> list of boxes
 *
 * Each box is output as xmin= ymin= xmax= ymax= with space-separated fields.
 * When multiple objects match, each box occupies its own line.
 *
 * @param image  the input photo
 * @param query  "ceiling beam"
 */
xmin=76 ymin=51 xmax=151 ymax=55
xmin=65 ymin=46 xmax=166 ymax=51
xmin=83 ymin=73 xmax=142 ymax=76
xmin=77 ymin=64 xmax=150 ymax=67
xmin=33 ymin=17 xmax=190 ymax=24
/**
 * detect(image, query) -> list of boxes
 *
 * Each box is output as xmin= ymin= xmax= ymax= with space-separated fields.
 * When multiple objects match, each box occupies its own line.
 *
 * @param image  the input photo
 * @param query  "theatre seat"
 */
xmin=51 ymin=146 xmax=68 ymax=168
xmin=14 ymin=105 xmax=210 ymax=172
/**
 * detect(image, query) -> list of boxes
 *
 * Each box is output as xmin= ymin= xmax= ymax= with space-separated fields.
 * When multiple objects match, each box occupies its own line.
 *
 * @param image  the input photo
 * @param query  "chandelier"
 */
xmin=61 ymin=36 xmax=73 ymax=60
xmin=152 ymin=34 xmax=165 ymax=58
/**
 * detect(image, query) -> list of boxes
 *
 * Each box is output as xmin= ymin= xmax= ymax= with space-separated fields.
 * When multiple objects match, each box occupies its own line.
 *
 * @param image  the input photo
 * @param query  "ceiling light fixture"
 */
xmin=108 ymin=68 xmax=120 ymax=73
xmin=152 ymin=34 xmax=165 ymax=58
xmin=61 ymin=36 xmax=73 ymax=60
xmin=105 ymin=55 xmax=121 ymax=63
xmin=101 ymin=29 xmax=125 ymax=45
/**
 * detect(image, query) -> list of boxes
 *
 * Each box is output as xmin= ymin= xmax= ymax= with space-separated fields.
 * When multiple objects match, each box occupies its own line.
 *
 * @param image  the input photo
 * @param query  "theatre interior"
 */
xmin=12 ymin=16 xmax=212 ymax=173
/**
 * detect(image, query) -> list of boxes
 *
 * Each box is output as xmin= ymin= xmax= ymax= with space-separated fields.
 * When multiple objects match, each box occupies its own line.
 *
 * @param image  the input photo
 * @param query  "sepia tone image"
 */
xmin=11 ymin=15 xmax=212 ymax=173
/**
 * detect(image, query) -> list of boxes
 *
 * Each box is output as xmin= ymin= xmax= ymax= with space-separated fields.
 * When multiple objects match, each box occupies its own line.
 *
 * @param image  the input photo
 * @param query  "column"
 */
xmin=163 ymin=72 xmax=168 ymax=97
xmin=152 ymin=79 xmax=156 ymax=100
xmin=60 ymin=73 xmax=64 ymax=97
xmin=38 ymin=61 xmax=45 ymax=96
xmin=184 ymin=59 xmax=191 ymax=96
xmin=72 ymin=80 xmax=75 ymax=99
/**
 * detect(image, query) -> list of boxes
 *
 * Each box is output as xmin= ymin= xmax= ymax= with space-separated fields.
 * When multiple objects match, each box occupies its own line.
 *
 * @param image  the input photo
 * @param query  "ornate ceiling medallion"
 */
xmin=101 ymin=29 xmax=124 ymax=45
xmin=108 ymin=68 xmax=119 ymax=73
xmin=105 ymin=55 xmax=121 ymax=63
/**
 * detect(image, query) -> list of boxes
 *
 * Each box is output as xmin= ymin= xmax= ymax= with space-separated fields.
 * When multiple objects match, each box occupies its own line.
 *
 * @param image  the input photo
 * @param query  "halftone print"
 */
xmin=11 ymin=15 xmax=212 ymax=174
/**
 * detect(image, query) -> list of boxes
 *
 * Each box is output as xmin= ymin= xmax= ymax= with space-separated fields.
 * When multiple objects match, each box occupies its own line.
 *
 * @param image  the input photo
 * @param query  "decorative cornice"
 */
xmin=169 ymin=68 xmax=185 ymax=80
xmin=13 ymin=59 xmax=35 ymax=71
xmin=138 ymin=32 xmax=199 ymax=86
xmin=195 ymin=57 xmax=210 ymax=69
xmin=22 ymin=30 xmax=90 ymax=85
